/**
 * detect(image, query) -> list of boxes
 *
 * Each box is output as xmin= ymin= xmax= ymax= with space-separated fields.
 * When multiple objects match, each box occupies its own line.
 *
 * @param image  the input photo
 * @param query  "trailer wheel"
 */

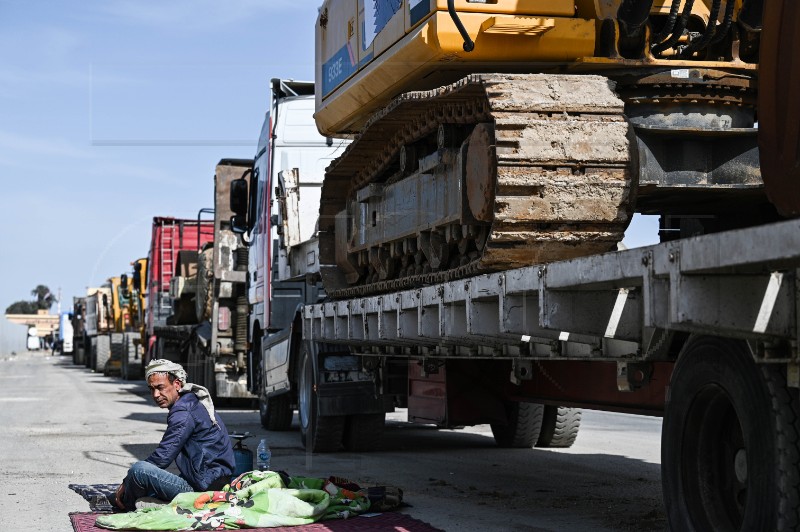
xmin=343 ymin=413 xmax=385 ymax=452
xmin=259 ymin=394 xmax=293 ymax=431
xmin=662 ymin=336 xmax=800 ymax=531
xmin=94 ymin=335 xmax=111 ymax=373
xmin=491 ymin=401 xmax=544 ymax=448
xmin=536 ymin=406 xmax=581 ymax=448
xmin=298 ymin=343 xmax=344 ymax=452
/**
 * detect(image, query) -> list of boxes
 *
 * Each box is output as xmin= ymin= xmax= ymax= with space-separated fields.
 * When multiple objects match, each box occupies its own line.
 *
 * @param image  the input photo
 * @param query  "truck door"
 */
xmin=250 ymin=114 xmax=272 ymax=332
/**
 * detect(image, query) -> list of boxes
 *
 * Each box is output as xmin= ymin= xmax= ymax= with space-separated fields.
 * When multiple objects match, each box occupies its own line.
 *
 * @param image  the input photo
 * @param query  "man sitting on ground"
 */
xmin=114 ymin=359 xmax=235 ymax=511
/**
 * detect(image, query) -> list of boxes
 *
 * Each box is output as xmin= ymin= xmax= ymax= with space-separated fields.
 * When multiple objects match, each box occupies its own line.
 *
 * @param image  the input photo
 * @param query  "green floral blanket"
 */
xmin=95 ymin=471 xmax=371 ymax=530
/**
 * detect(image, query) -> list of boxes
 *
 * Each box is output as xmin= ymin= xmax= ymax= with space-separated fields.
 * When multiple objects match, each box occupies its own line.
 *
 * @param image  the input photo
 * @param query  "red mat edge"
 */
xmin=69 ymin=510 xmax=445 ymax=532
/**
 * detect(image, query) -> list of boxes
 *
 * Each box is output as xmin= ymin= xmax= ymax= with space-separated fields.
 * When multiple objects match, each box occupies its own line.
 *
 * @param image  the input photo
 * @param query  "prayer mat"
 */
xmin=69 ymin=483 xmax=120 ymax=513
xmin=69 ymin=511 xmax=444 ymax=531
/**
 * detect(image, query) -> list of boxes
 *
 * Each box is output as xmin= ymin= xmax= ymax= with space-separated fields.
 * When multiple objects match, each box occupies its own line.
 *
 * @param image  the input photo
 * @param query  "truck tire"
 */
xmin=122 ymin=333 xmax=141 ymax=380
xmin=73 ymin=346 xmax=85 ymax=366
xmin=94 ymin=335 xmax=111 ymax=373
xmin=298 ymin=343 xmax=344 ymax=452
xmin=106 ymin=333 xmax=124 ymax=376
xmin=259 ymin=394 xmax=293 ymax=431
xmin=343 ymin=413 xmax=385 ymax=452
xmin=120 ymin=334 xmax=128 ymax=380
xmin=536 ymin=406 xmax=581 ymax=448
xmin=662 ymin=336 xmax=800 ymax=531
xmin=491 ymin=401 xmax=544 ymax=448
xmin=196 ymin=248 xmax=214 ymax=322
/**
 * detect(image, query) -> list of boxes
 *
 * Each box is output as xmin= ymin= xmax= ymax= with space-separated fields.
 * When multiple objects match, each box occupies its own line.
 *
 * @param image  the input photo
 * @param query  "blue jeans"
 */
xmin=120 ymin=461 xmax=193 ymax=511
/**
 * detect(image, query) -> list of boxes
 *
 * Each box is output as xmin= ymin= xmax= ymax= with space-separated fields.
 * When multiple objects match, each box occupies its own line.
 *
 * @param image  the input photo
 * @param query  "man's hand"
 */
xmin=114 ymin=484 xmax=126 ymax=510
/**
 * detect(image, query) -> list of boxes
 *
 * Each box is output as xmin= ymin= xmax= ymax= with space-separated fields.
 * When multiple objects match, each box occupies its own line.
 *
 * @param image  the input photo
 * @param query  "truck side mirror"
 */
xmin=230 ymin=178 xmax=248 ymax=215
xmin=230 ymin=177 xmax=249 ymax=234
xmin=132 ymin=266 xmax=141 ymax=294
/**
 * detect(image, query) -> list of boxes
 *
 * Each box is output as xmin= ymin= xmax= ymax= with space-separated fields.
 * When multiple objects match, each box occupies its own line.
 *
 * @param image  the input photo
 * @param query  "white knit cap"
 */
xmin=145 ymin=359 xmax=217 ymax=425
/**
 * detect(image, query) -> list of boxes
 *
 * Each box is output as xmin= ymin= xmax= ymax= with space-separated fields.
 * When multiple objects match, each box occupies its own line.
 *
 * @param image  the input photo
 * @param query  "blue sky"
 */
xmin=0 ymin=0 xmax=324 ymax=312
xmin=0 ymin=0 xmax=659 ymax=315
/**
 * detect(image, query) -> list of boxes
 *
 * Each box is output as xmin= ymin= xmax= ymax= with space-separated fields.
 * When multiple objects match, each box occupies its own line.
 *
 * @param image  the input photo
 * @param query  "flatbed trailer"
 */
xmin=285 ymin=1 xmax=800 ymax=529
xmin=299 ymin=217 xmax=800 ymax=529
xmin=245 ymin=74 xmax=800 ymax=532
xmin=305 ymin=218 xmax=799 ymax=367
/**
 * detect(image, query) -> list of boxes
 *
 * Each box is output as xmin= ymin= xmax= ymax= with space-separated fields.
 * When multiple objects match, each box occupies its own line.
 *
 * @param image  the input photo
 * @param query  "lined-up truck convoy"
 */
xmin=232 ymin=2 xmax=800 ymax=531
xmin=46 ymin=1 xmax=798 ymax=528
xmin=149 ymin=162 xmax=255 ymax=401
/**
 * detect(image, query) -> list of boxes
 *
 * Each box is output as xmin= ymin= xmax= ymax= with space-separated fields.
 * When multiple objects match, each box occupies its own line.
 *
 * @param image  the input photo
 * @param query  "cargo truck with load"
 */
xmin=84 ymin=277 xmax=136 ymax=375
xmin=103 ymin=275 xmax=138 ymax=377
xmin=84 ymin=285 xmax=113 ymax=372
xmin=118 ymin=258 xmax=148 ymax=380
xmin=231 ymin=79 xmax=350 ymax=431
xmin=239 ymin=2 xmax=800 ymax=530
xmin=242 ymin=78 xmax=589 ymax=450
xmin=143 ymin=216 xmax=214 ymax=365
xmin=149 ymin=161 xmax=255 ymax=401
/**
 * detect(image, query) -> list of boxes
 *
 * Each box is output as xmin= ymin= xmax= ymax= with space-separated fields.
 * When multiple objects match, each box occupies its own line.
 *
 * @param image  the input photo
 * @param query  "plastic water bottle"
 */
xmin=256 ymin=438 xmax=271 ymax=471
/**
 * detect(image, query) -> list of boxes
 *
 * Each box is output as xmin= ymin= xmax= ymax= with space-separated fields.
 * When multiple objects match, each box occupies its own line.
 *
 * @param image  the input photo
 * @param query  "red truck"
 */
xmin=143 ymin=217 xmax=214 ymax=365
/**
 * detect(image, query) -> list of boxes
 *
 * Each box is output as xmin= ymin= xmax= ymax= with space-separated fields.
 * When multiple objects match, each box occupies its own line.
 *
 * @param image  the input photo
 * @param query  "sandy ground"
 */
xmin=0 ymin=350 xmax=666 ymax=531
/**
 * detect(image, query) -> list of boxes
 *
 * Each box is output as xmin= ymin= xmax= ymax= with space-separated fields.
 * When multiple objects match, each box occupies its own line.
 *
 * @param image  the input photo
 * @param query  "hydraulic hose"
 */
xmin=652 ymin=0 xmax=681 ymax=45
xmin=679 ymin=0 xmax=722 ymax=58
xmin=709 ymin=0 xmax=735 ymax=45
xmin=652 ymin=0 xmax=695 ymax=56
xmin=448 ymin=0 xmax=474 ymax=52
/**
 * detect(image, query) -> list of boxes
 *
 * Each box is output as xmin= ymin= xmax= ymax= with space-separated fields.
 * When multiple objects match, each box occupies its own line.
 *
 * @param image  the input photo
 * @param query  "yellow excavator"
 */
xmin=314 ymin=0 xmax=796 ymax=297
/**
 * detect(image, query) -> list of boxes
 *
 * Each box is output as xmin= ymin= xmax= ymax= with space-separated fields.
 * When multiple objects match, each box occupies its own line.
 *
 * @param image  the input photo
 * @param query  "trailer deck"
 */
xmin=305 ymin=219 xmax=800 ymax=367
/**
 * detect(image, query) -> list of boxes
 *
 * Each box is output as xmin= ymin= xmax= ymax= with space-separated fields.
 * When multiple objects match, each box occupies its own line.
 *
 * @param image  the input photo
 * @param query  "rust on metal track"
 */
xmin=320 ymin=74 xmax=635 ymax=298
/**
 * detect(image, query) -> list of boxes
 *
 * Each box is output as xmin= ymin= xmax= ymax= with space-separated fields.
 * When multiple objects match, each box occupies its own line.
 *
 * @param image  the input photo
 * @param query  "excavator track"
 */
xmin=319 ymin=74 xmax=634 ymax=298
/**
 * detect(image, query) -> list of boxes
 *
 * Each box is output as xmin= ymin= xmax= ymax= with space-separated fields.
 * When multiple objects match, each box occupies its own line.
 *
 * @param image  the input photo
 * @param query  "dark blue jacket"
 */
xmin=146 ymin=392 xmax=235 ymax=491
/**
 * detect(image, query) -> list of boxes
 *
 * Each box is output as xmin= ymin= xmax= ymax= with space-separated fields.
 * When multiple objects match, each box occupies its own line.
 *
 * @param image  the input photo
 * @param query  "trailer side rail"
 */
xmin=304 ymin=219 xmax=800 ymax=362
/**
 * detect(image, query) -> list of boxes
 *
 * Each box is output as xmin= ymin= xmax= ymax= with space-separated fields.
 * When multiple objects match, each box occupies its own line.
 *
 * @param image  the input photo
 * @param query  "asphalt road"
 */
xmin=0 ymin=350 xmax=666 ymax=531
